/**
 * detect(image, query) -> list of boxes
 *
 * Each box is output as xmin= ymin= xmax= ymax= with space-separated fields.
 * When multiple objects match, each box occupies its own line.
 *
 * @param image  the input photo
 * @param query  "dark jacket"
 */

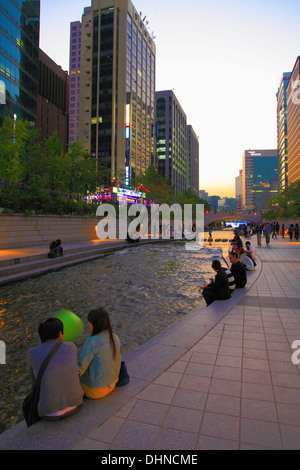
xmin=204 ymin=269 xmax=231 ymax=300
xmin=230 ymin=261 xmax=247 ymax=288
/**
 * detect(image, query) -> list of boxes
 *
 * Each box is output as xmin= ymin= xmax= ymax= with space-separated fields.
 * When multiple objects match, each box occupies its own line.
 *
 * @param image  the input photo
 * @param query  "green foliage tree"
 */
xmin=264 ymin=181 xmax=300 ymax=220
xmin=171 ymin=189 xmax=211 ymax=211
xmin=0 ymin=115 xmax=33 ymax=183
xmin=132 ymin=165 xmax=174 ymax=204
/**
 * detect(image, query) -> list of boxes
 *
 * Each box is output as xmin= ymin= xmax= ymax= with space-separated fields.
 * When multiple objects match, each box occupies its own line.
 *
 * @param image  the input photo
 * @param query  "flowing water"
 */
xmin=0 ymin=235 xmax=231 ymax=434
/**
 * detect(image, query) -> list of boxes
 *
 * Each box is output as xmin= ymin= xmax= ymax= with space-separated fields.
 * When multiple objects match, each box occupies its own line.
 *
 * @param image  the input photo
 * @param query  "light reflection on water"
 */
xmin=0 ymin=239 xmax=229 ymax=434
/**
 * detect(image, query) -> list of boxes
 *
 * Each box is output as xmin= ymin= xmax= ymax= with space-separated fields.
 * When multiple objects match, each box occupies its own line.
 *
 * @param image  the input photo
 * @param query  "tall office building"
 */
xmin=277 ymin=72 xmax=291 ymax=191
xmin=69 ymin=7 xmax=91 ymax=146
xmin=235 ymin=169 xmax=243 ymax=206
xmin=69 ymin=20 xmax=82 ymax=145
xmin=0 ymin=0 xmax=40 ymax=126
xmin=286 ymin=56 xmax=300 ymax=185
xmin=208 ymin=195 xmax=220 ymax=211
xmin=187 ymin=125 xmax=199 ymax=195
xmin=37 ymin=49 xmax=69 ymax=148
xmin=78 ymin=0 xmax=156 ymax=184
xmin=156 ymin=90 xmax=188 ymax=194
xmin=242 ymin=149 xmax=278 ymax=211
xmin=199 ymin=190 xmax=208 ymax=201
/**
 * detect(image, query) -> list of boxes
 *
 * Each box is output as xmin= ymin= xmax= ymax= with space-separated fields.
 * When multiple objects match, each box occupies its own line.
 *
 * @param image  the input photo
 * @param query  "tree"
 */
xmin=171 ymin=189 xmax=211 ymax=211
xmin=0 ymin=116 xmax=32 ymax=183
xmin=132 ymin=165 xmax=174 ymax=204
xmin=264 ymin=181 xmax=300 ymax=219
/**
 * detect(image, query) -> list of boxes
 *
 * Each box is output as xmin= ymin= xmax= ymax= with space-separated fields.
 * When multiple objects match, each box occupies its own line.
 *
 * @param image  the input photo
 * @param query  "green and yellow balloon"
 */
xmin=54 ymin=310 xmax=84 ymax=342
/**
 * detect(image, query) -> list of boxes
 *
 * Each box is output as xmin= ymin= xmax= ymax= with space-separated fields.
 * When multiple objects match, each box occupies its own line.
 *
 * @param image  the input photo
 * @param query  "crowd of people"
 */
xmin=199 ymin=232 xmax=256 ymax=306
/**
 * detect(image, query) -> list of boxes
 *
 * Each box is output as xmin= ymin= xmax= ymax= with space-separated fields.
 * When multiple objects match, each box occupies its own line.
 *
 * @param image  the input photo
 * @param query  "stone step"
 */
xmin=0 ymin=238 xmax=173 ymax=286
xmin=0 ymin=242 xmax=134 ymax=285
xmin=0 ymin=240 xmax=126 ymax=268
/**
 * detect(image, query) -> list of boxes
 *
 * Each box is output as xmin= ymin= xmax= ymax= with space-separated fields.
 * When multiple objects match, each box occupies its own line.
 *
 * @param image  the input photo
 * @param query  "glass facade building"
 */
xmin=0 ymin=0 xmax=40 ymax=126
xmin=242 ymin=149 xmax=278 ymax=211
xmin=155 ymin=90 xmax=188 ymax=194
xmin=78 ymin=0 xmax=156 ymax=182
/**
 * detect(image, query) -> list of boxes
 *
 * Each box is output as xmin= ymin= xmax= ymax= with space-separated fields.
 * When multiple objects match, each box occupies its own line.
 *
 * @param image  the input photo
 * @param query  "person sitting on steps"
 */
xmin=48 ymin=239 xmax=63 ymax=258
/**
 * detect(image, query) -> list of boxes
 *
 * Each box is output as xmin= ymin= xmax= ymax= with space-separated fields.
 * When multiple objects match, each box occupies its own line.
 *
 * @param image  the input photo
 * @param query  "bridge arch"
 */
xmin=204 ymin=212 xmax=262 ymax=228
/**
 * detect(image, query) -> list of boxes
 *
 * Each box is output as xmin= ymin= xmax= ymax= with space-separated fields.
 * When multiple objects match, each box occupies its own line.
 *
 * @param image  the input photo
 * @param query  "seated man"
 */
xmin=239 ymin=248 xmax=255 ymax=271
xmin=245 ymin=241 xmax=256 ymax=267
xmin=229 ymin=251 xmax=247 ymax=288
xmin=199 ymin=259 xmax=231 ymax=306
xmin=222 ymin=266 xmax=236 ymax=294
xmin=26 ymin=318 xmax=83 ymax=421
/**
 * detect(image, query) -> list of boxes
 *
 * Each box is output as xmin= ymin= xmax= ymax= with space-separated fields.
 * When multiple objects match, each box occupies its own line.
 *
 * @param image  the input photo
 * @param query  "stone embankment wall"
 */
xmin=0 ymin=214 xmax=99 ymax=249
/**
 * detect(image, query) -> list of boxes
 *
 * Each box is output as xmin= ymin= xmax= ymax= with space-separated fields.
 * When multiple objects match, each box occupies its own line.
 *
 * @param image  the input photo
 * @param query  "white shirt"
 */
xmin=246 ymin=244 xmax=256 ymax=259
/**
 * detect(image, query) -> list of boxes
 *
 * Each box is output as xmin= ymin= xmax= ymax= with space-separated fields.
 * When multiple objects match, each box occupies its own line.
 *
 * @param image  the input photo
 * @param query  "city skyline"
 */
xmin=40 ymin=0 xmax=300 ymax=198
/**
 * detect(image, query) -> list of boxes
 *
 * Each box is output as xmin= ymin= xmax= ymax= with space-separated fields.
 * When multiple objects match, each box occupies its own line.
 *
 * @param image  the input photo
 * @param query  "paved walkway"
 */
xmin=0 ymin=235 xmax=299 ymax=450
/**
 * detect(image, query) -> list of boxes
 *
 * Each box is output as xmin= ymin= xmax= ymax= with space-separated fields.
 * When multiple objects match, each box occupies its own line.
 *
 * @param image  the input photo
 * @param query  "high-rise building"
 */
xmin=156 ymin=90 xmax=188 ymax=194
xmin=286 ymin=56 xmax=300 ymax=185
xmin=0 ymin=0 xmax=40 ymax=126
xmin=78 ymin=0 xmax=156 ymax=184
xmin=235 ymin=169 xmax=243 ymax=206
xmin=69 ymin=20 xmax=82 ymax=145
xmin=277 ymin=72 xmax=291 ymax=191
xmin=37 ymin=49 xmax=69 ymax=148
xmin=187 ymin=125 xmax=199 ymax=195
xmin=208 ymin=195 xmax=220 ymax=211
xmin=199 ymin=190 xmax=208 ymax=201
xmin=242 ymin=149 xmax=278 ymax=211
xmin=69 ymin=7 xmax=91 ymax=146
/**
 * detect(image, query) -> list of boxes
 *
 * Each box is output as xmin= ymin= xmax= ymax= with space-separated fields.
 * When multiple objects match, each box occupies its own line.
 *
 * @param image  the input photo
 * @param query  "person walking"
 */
xmin=288 ymin=224 xmax=294 ymax=241
xmin=264 ymin=223 xmax=271 ymax=245
xmin=256 ymin=224 xmax=262 ymax=246
xmin=294 ymin=223 xmax=299 ymax=241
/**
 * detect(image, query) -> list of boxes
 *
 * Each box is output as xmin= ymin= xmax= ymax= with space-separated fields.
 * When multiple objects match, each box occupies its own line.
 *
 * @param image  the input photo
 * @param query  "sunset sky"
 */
xmin=40 ymin=0 xmax=300 ymax=198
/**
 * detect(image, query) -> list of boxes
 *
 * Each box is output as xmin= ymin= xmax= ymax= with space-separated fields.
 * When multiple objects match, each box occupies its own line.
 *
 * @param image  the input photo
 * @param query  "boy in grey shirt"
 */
xmin=26 ymin=318 xmax=83 ymax=420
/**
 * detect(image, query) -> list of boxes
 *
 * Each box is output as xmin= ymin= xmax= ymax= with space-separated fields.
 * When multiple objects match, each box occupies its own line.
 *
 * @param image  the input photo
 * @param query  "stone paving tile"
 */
xmin=126 ymin=400 xmax=169 ymax=426
xmin=153 ymin=428 xmax=198 ymax=450
xmin=197 ymin=435 xmax=240 ymax=450
xmin=241 ymin=398 xmax=278 ymax=422
xmin=171 ymin=388 xmax=207 ymax=411
xmin=200 ymin=412 xmax=240 ymax=441
xmin=240 ymin=418 xmax=282 ymax=449
xmin=163 ymin=406 xmax=203 ymax=433
xmin=135 ymin=383 xmax=177 ymax=405
xmin=205 ymin=393 xmax=241 ymax=416
xmin=112 ymin=420 xmax=160 ymax=450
